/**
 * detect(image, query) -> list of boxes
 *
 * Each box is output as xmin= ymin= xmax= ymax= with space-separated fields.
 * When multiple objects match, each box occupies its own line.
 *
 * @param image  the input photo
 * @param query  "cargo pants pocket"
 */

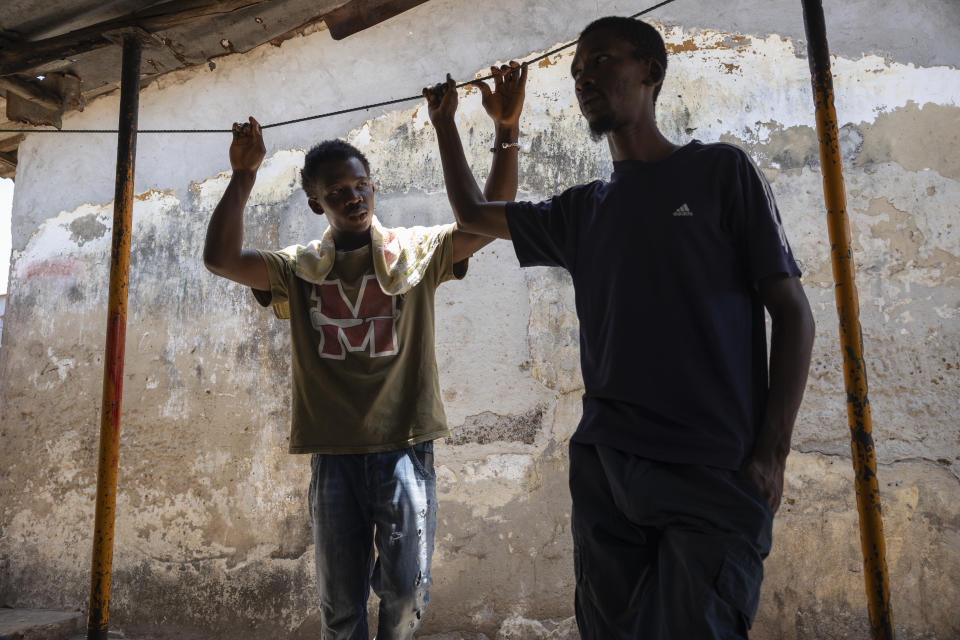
xmin=714 ymin=545 xmax=764 ymax=632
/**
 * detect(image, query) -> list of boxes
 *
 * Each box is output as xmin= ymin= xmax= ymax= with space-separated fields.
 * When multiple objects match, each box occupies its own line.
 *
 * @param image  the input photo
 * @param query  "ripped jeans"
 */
xmin=308 ymin=441 xmax=437 ymax=640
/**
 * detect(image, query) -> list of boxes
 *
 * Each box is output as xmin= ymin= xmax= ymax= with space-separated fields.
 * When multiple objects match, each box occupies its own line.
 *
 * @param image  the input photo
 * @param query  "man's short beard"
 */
xmin=587 ymin=115 xmax=615 ymax=142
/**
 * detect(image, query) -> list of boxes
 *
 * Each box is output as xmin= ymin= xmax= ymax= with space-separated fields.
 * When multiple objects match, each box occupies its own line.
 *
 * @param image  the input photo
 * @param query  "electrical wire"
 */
xmin=0 ymin=0 xmax=679 ymax=134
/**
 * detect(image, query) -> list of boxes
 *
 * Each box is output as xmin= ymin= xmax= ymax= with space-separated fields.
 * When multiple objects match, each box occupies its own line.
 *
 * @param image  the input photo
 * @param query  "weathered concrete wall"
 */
xmin=1 ymin=1 xmax=957 ymax=638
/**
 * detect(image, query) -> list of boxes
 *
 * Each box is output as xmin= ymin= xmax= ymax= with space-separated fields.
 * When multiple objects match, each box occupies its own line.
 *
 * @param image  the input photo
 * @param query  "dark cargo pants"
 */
xmin=569 ymin=441 xmax=774 ymax=639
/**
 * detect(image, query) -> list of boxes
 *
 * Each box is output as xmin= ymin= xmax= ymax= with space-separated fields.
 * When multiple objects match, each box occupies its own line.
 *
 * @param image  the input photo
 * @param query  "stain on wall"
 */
xmin=0 ymin=2 xmax=957 ymax=638
xmin=446 ymin=406 xmax=547 ymax=446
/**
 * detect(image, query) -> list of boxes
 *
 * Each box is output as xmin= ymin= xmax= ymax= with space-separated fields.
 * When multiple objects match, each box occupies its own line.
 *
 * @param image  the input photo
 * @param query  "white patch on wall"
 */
xmin=191 ymin=150 xmax=305 ymax=209
xmin=14 ymin=203 xmax=111 ymax=281
xmin=29 ymin=347 xmax=76 ymax=390
xmin=250 ymin=149 xmax=305 ymax=205
xmin=438 ymin=454 xmax=537 ymax=516
xmin=655 ymin=28 xmax=960 ymax=144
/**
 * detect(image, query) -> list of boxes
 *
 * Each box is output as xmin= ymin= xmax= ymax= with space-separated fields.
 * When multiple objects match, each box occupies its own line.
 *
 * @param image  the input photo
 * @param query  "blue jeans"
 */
xmin=308 ymin=441 xmax=437 ymax=640
xmin=570 ymin=442 xmax=774 ymax=640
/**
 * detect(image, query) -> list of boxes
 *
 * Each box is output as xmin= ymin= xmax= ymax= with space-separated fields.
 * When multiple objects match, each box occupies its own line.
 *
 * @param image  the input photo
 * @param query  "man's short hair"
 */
xmin=580 ymin=17 xmax=668 ymax=103
xmin=301 ymin=140 xmax=371 ymax=197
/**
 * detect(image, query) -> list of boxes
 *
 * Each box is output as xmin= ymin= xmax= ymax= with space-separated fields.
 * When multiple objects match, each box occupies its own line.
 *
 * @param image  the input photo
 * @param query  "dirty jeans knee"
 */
xmin=372 ymin=441 xmax=437 ymax=640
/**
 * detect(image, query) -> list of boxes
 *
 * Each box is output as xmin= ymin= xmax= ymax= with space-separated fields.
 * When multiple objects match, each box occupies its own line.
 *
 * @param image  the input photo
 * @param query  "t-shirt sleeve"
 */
xmin=429 ymin=223 xmax=468 ymax=287
xmin=731 ymin=150 xmax=802 ymax=283
xmin=505 ymin=185 xmax=588 ymax=272
xmin=251 ymin=250 xmax=294 ymax=313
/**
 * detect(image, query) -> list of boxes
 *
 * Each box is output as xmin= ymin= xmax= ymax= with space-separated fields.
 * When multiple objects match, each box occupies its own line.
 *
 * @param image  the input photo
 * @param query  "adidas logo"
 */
xmin=672 ymin=203 xmax=693 ymax=217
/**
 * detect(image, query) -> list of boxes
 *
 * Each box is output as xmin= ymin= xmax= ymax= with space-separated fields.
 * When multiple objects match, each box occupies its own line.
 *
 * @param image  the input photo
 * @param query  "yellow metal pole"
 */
xmin=87 ymin=33 xmax=141 ymax=640
xmin=800 ymin=1 xmax=894 ymax=637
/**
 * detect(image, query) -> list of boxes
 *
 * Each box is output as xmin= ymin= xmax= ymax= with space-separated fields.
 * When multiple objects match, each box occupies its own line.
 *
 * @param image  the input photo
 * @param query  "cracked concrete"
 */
xmin=446 ymin=406 xmax=547 ymax=446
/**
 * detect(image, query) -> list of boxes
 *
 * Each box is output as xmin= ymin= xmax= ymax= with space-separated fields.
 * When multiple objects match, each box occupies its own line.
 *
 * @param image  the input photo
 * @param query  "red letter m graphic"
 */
xmin=309 ymin=274 xmax=398 ymax=360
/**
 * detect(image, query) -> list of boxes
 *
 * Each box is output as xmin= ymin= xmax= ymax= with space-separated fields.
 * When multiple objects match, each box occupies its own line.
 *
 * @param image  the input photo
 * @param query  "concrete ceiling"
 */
xmin=0 ymin=0 xmax=432 ymax=179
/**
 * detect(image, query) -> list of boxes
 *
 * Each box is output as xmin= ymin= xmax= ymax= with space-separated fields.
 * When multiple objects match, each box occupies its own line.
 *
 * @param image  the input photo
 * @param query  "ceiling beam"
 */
xmin=0 ymin=150 xmax=17 ymax=173
xmin=4 ymin=73 xmax=81 ymax=128
xmin=0 ymin=135 xmax=24 ymax=153
xmin=0 ymin=0 xmax=274 ymax=76
xmin=325 ymin=0 xmax=430 ymax=40
xmin=0 ymin=76 xmax=63 ymax=111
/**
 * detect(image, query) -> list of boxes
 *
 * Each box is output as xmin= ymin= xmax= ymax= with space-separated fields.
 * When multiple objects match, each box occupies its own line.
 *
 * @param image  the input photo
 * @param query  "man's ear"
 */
xmin=645 ymin=59 xmax=665 ymax=89
xmin=307 ymin=197 xmax=325 ymax=216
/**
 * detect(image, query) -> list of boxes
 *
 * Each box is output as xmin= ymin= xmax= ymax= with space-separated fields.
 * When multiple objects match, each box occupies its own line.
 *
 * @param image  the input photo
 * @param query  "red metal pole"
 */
xmin=800 ymin=1 xmax=894 ymax=637
xmin=87 ymin=33 xmax=141 ymax=640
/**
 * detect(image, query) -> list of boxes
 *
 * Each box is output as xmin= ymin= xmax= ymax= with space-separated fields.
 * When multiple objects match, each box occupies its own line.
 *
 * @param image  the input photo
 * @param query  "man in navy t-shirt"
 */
xmin=424 ymin=16 xmax=815 ymax=639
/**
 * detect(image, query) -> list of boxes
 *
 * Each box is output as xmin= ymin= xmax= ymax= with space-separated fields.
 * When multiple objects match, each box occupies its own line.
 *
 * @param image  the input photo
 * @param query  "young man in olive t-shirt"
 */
xmin=202 ymin=64 xmax=526 ymax=638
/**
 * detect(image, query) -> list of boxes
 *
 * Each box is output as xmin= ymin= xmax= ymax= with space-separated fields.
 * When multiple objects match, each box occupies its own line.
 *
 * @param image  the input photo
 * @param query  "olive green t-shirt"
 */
xmin=254 ymin=226 xmax=463 ymax=454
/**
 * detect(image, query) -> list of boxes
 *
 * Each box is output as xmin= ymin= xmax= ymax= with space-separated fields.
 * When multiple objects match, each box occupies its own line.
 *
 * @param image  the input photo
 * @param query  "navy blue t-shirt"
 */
xmin=505 ymin=141 xmax=801 ymax=469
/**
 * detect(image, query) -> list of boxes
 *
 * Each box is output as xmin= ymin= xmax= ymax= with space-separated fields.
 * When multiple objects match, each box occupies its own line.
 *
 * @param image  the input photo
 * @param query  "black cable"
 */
xmin=0 ymin=0 xmax=679 ymax=135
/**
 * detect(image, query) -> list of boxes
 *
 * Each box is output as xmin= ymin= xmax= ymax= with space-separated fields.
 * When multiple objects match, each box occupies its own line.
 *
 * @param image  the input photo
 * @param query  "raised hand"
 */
xmin=472 ymin=61 xmax=527 ymax=127
xmin=229 ymin=116 xmax=266 ymax=174
xmin=422 ymin=73 xmax=459 ymax=125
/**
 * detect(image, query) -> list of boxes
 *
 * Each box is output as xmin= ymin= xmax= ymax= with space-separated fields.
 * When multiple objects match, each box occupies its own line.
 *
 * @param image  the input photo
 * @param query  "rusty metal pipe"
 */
xmin=800 ymin=1 xmax=894 ymax=637
xmin=87 ymin=34 xmax=141 ymax=640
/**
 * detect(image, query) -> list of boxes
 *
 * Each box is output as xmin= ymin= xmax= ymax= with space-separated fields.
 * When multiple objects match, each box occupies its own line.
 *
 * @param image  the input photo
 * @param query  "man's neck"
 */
xmin=605 ymin=119 xmax=679 ymax=163
xmin=332 ymin=229 xmax=372 ymax=251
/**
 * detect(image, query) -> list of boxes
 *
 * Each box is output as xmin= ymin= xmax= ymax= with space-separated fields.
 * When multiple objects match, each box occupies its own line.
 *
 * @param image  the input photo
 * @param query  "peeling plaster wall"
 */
xmin=1 ymin=1 xmax=958 ymax=638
